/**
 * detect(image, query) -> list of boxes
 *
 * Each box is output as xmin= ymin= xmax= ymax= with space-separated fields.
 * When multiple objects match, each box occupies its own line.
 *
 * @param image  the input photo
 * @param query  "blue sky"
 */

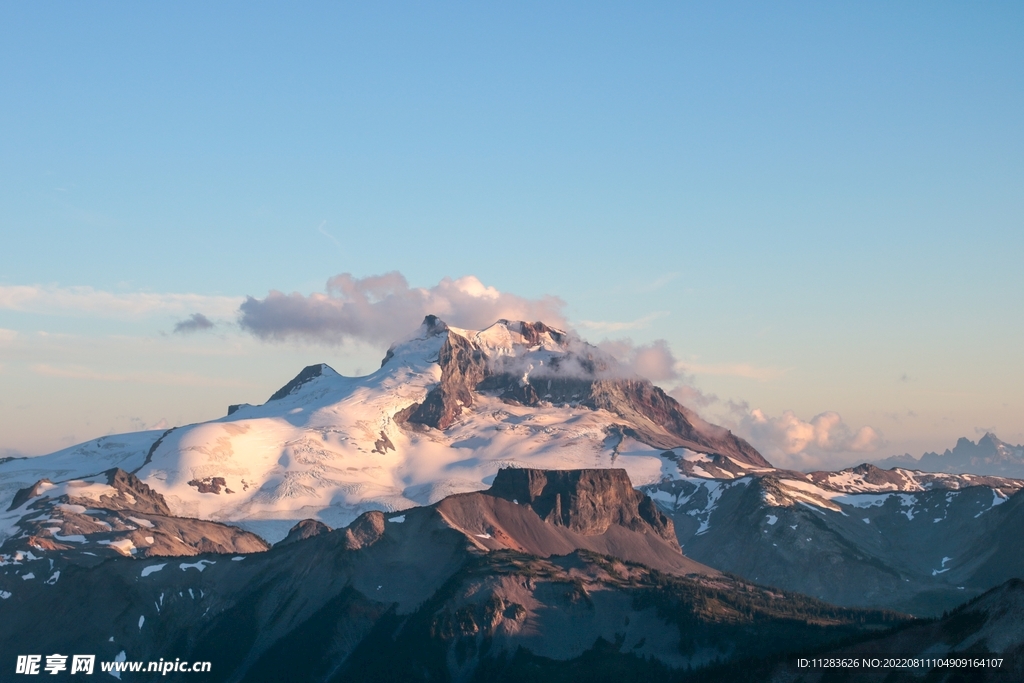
xmin=1 ymin=3 xmax=1022 ymax=467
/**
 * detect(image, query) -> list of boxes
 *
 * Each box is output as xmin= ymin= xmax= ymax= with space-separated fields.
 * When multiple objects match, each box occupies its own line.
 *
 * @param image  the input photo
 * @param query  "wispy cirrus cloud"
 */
xmin=680 ymin=361 xmax=789 ymax=382
xmin=577 ymin=311 xmax=669 ymax=332
xmin=0 ymin=284 xmax=242 ymax=319
xmin=637 ymin=272 xmax=680 ymax=293
xmin=238 ymin=272 xmax=566 ymax=346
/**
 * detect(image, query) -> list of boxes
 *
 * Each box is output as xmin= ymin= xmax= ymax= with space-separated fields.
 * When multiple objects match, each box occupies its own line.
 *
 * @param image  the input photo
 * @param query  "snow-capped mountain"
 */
xmin=875 ymin=433 xmax=1024 ymax=478
xmin=1 ymin=316 xmax=765 ymax=546
xmin=2 ymin=316 xmax=1023 ymax=619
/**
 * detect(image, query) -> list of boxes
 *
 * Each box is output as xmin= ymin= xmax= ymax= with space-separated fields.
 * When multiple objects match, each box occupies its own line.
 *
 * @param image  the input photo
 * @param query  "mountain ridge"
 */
xmin=875 ymin=433 xmax=1024 ymax=478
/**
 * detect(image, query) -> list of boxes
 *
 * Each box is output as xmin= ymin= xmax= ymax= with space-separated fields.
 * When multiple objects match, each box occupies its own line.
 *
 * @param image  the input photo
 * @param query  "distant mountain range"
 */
xmin=3 ymin=317 xmax=1024 ymax=680
xmin=875 ymin=434 xmax=1024 ymax=478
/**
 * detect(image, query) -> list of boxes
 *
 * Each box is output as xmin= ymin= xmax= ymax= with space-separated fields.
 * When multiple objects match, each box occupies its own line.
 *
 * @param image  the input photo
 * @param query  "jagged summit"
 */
xmin=267 ymin=363 xmax=334 ymax=402
xmin=874 ymin=433 xmax=1024 ymax=478
xmin=381 ymin=316 xmax=768 ymax=467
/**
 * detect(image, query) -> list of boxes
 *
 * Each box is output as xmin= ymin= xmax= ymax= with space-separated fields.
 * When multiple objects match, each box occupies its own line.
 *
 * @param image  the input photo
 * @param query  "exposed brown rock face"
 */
xmin=187 ymin=476 xmax=228 ymax=495
xmin=278 ymin=519 xmax=333 ymax=546
xmin=517 ymin=320 xmax=565 ymax=346
xmin=406 ymin=331 xmax=490 ymax=430
xmin=267 ymin=363 xmax=325 ymax=401
xmin=372 ymin=431 xmax=395 ymax=455
xmin=343 ymin=510 xmax=386 ymax=550
xmin=94 ymin=469 xmax=173 ymax=515
xmin=130 ymin=514 xmax=270 ymax=556
xmin=8 ymin=479 xmax=53 ymax=511
xmin=585 ymin=380 xmax=769 ymax=466
xmin=487 ymin=468 xmax=678 ymax=545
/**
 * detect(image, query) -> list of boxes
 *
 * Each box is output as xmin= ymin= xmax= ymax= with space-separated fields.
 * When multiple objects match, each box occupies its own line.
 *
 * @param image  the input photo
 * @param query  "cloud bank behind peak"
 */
xmin=238 ymin=273 xmax=566 ymax=346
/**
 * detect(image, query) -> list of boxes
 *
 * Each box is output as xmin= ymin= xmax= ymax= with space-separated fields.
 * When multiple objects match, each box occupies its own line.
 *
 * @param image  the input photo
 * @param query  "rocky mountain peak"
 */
xmin=267 ymin=363 xmax=330 ymax=402
xmin=487 ymin=467 xmax=677 ymax=544
xmin=277 ymin=519 xmax=333 ymax=546
xmin=386 ymin=317 xmax=770 ymax=466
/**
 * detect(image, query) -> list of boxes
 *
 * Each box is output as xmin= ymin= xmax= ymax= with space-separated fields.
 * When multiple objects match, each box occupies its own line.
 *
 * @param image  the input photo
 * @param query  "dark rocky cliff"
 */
xmin=487 ymin=467 xmax=678 ymax=544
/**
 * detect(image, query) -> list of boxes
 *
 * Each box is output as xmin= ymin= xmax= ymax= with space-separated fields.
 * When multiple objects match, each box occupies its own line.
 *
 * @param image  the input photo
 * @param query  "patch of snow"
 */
xmin=21 ymin=572 xmax=35 ymax=580
xmin=144 ymin=536 xmax=154 ymax=544
xmin=101 ymin=538 xmax=136 ymax=556
xmin=109 ymin=650 xmax=126 ymax=679
xmin=833 ymin=493 xmax=893 ymax=508
xmin=765 ymin=515 xmax=778 ymax=525
xmin=387 ymin=515 xmax=406 ymax=523
xmin=231 ymin=556 xmax=246 ymax=561
xmin=863 ymin=518 xmax=870 ymax=524
xmin=0 ymin=590 xmax=11 ymax=599
xmin=180 ymin=560 xmax=215 ymax=572
xmin=128 ymin=516 xmax=154 ymax=528
xmin=797 ymin=501 xmax=826 ymax=515
xmin=45 ymin=571 xmax=60 ymax=585
xmin=138 ymin=615 xmax=145 ymax=630
xmin=141 ymin=563 xmax=167 ymax=577
xmin=475 ymin=533 xmax=492 ymax=539
xmin=693 ymin=480 xmax=734 ymax=535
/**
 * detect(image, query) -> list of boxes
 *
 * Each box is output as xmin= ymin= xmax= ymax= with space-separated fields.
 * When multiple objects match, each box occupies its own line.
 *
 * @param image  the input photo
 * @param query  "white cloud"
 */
xmin=238 ymin=272 xmax=566 ymax=346
xmin=597 ymin=338 xmax=681 ymax=382
xmin=0 ymin=285 xmax=242 ymax=319
xmin=668 ymin=384 xmax=719 ymax=409
xmin=726 ymin=403 xmax=883 ymax=470
xmin=0 ymin=328 xmax=17 ymax=343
